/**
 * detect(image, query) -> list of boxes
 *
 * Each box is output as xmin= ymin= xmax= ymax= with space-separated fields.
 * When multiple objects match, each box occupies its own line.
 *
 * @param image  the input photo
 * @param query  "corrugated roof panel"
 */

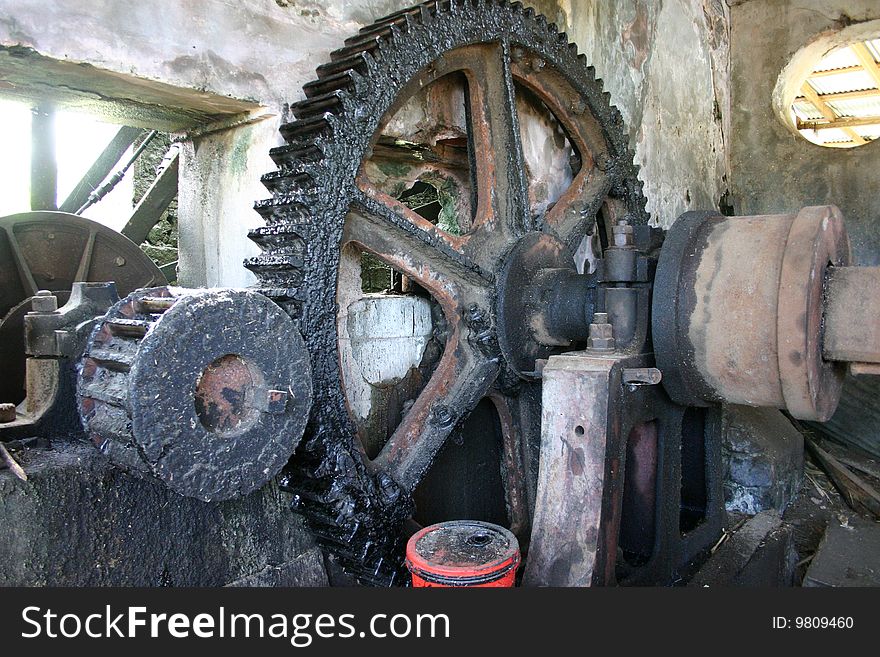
xmin=792 ymin=100 xmax=824 ymax=121
xmin=794 ymin=40 xmax=880 ymax=147
xmin=826 ymin=96 xmax=880 ymax=118
xmin=813 ymin=46 xmax=859 ymax=71
xmin=799 ymin=127 xmax=851 ymax=144
xmin=854 ymin=125 xmax=880 ymax=140
xmin=808 ymin=70 xmax=875 ymax=95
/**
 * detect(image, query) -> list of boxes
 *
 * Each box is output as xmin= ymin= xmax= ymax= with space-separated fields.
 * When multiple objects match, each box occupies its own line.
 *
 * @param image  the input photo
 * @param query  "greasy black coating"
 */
xmin=651 ymin=211 xmax=724 ymax=406
xmin=77 ymin=287 xmax=312 ymax=502
xmin=246 ymin=0 xmax=649 ymax=586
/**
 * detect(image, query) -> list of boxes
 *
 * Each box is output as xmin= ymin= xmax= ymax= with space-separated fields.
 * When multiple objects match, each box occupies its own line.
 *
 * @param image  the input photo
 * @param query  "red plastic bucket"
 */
xmin=405 ymin=520 xmax=520 ymax=587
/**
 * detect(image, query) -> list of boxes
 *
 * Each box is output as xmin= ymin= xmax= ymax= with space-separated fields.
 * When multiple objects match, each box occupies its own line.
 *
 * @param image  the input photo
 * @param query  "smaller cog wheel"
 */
xmin=78 ymin=286 xmax=313 ymax=502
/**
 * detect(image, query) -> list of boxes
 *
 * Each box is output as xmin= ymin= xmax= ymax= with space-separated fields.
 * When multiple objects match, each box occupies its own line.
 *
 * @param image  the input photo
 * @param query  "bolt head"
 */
xmin=589 ymin=323 xmax=613 ymax=339
xmin=30 ymin=291 xmax=58 ymax=313
xmin=587 ymin=337 xmax=615 ymax=351
xmin=0 ymin=402 xmax=16 ymax=423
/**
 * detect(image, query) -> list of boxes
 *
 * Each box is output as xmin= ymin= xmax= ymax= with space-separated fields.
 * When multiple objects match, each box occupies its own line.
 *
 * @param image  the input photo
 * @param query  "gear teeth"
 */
xmin=261 ymin=168 xmax=316 ymax=195
xmin=253 ymin=198 xmax=311 ymax=224
xmin=356 ymin=14 xmax=410 ymax=39
xmin=279 ymin=114 xmax=333 ymax=144
xmin=303 ymin=71 xmax=356 ymax=99
xmin=78 ymin=369 xmax=129 ymax=407
xmin=316 ymin=51 xmax=370 ymax=79
xmin=346 ymin=24 xmax=392 ymax=46
xmin=269 ymin=143 xmax=324 ymax=168
xmin=84 ymin=348 xmax=135 ymax=371
xmin=332 ymin=34 xmax=386 ymax=63
xmin=253 ymin=287 xmax=304 ymax=307
xmin=248 ymin=225 xmax=308 ymax=254
xmin=365 ymin=2 xmax=434 ymax=32
xmin=244 ymin=254 xmax=305 ymax=273
xmin=106 ymin=318 xmax=152 ymax=338
xmin=78 ymin=287 xmax=181 ymax=476
xmin=247 ymin=0 xmax=650 ymax=587
xmin=290 ymin=91 xmax=344 ymax=120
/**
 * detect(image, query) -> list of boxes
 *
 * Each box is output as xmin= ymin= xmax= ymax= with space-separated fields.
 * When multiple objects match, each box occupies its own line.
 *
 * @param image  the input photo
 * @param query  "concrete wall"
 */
xmin=0 ymin=0 xmax=731 ymax=287
xmin=0 ymin=0 xmax=407 ymax=287
xmin=557 ymin=0 xmax=731 ymax=228
xmin=728 ymin=0 xmax=880 ymax=266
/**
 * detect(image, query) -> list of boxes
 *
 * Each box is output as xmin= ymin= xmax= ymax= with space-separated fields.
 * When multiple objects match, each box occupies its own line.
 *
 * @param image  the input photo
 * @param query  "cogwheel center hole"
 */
xmin=194 ymin=354 xmax=261 ymax=435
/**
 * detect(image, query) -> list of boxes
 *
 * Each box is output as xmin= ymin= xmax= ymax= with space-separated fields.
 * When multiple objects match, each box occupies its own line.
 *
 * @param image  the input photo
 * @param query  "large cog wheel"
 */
xmin=246 ymin=0 xmax=648 ymax=585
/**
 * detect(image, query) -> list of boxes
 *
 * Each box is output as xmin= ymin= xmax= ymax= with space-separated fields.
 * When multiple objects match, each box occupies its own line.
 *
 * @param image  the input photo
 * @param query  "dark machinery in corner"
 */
xmin=2 ymin=0 xmax=879 ymax=587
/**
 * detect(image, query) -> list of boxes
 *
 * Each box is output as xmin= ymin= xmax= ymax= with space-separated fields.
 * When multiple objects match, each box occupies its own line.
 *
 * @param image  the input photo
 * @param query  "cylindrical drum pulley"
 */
xmin=653 ymin=205 xmax=850 ymax=422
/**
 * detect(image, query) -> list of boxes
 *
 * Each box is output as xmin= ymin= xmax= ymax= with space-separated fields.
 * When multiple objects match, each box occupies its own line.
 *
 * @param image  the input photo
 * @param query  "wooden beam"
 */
xmin=800 ymin=83 xmax=867 ymax=145
xmin=798 ymin=87 xmax=880 ymax=103
xmin=797 ymin=115 xmax=880 ymax=130
xmin=851 ymin=42 xmax=880 ymax=91
xmin=806 ymin=438 xmax=880 ymax=519
xmin=30 ymin=103 xmax=57 ymax=210
xmin=121 ymin=149 xmax=179 ymax=245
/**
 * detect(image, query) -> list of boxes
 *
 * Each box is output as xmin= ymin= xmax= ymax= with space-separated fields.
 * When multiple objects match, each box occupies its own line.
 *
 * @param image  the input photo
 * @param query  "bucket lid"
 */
xmin=406 ymin=520 xmax=520 ymax=581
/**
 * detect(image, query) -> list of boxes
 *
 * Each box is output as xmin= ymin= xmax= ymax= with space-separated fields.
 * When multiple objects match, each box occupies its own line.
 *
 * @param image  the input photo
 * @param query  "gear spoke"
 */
xmin=542 ymin=168 xmax=613 ymax=249
xmin=350 ymin=184 xmax=492 ymax=292
xmin=465 ymin=40 xmax=531 ymax=255
xmin=372 ymin=337 xmax=500 ymax=493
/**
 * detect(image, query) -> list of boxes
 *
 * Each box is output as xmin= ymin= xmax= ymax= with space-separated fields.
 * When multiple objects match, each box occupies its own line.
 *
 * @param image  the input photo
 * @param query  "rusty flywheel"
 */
xmin=246 ymin=0 xmax=648 ymax=585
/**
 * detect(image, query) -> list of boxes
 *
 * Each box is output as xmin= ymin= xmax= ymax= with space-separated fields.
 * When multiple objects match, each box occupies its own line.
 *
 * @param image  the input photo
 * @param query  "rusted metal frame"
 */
xmin=524 ymin=351 xmax=725 ymax=586
xmin=547 ymin=173 xmax=613 ymax=250
xmin=370 ymin=333 xmax=499 ymax=493
xmin=350 ymin=184 xmax=491 ymax=287
xmin=511 ymin=60 xmax=613 ymax=247
xmin=357 ymin=47 xmax=478 ymax=251
xmin=487 ymin=391 xmax=533 ymax=544
xmin=454 ymin=51 xmax=524 ymax=269
xmin=461 ymin=41 xmax=531 ymax=257
xmin=343 ymin=201 xmax=499 ymax=493
xmin=524 ymin=352 xmax=619 ymax=586
xmin=524 ymin=353 xmax=694 ymax=586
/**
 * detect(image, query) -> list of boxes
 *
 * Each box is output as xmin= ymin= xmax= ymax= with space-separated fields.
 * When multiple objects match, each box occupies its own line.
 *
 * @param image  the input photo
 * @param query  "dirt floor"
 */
xmin=783 ymin=434 xmax=880 ymax=585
